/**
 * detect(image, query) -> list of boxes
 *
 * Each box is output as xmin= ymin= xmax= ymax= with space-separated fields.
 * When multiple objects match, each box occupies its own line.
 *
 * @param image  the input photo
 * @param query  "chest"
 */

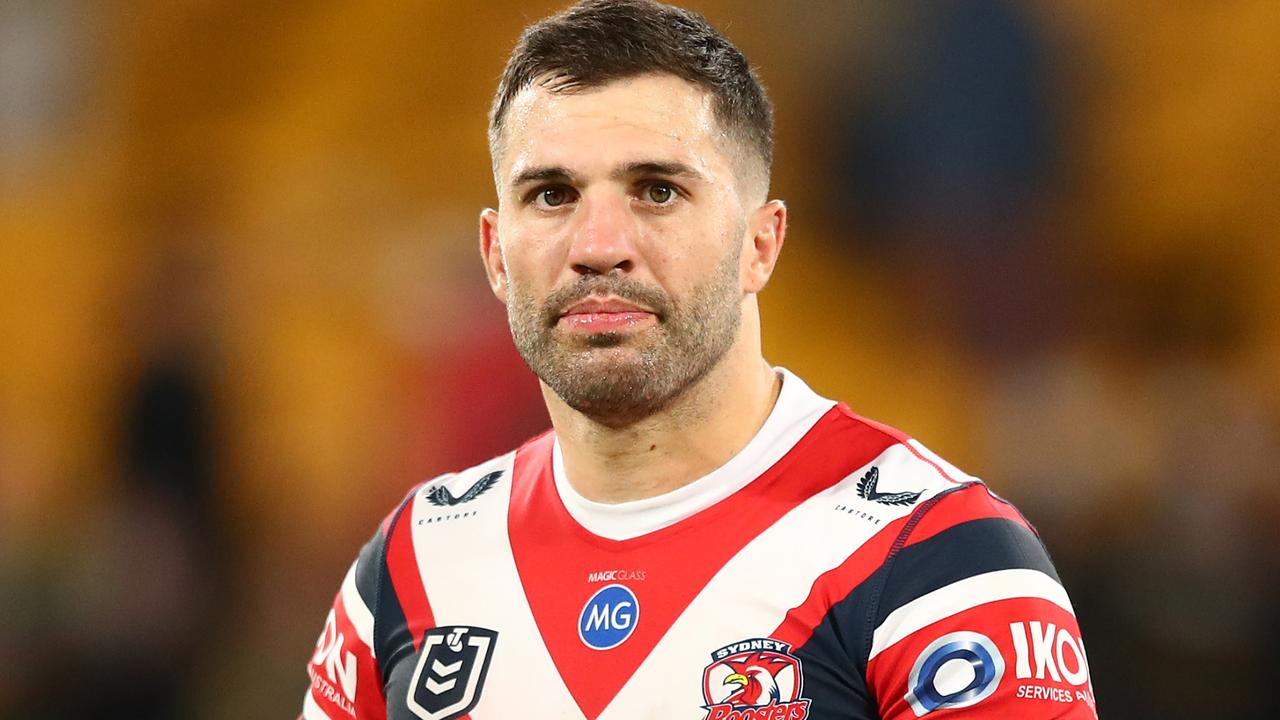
xmin=382 ymin=487 xmax=900 ymax=720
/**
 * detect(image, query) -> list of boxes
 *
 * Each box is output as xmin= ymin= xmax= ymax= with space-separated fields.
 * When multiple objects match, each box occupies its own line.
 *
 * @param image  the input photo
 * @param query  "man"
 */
xmin=302 ymin=1 xmax=1097 ymax=718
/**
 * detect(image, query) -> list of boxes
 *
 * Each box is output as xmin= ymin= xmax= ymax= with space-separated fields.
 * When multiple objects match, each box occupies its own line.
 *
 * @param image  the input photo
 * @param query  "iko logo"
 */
xmin=426 ymin=471 xmax=502 ymax=507
xmin=856 ymin=467 xmax=923 ymax=507
xmin=1009 ymin=622 xmax=1089 ymax=686
xmin=406 ymin=626 xmax=497 ymax=720
xmin=905 ymin=631 xmax=1005 ymax=717
xmin=578 ymin=584 xmax=639 ymax=650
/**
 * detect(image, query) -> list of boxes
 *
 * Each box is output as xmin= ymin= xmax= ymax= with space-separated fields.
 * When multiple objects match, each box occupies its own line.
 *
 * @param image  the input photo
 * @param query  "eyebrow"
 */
xmin=508 ymin=160 xmax=708 ymax=188
xmin=611 ymin=161 xmax=707 ymax=183
xmin=510 ymin=165 xmax=579 ymax=188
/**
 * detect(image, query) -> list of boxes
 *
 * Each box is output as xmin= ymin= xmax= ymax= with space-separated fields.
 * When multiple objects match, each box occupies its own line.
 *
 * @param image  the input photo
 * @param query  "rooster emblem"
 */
xmin=720 ymin=652 xmax=791 ymax=706
xmin=702 ymin=640 xmax=810 ymax=718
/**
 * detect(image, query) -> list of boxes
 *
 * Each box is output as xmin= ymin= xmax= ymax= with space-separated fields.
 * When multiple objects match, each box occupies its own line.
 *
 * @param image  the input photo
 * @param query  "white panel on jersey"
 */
xmin=303 ymin=690 xmax=335 ymax=720
xmin=341 ymin=560 xmax=375 ymax=652
xmin=869 ymin=568 xmax=1074 ymax=661
xmin=601 ymin=442 xmax=955 ymax=718
xmin=410 ymin=455 xmax=585 ymax=719
xmin=906 ymin=439 xmax=979 ymax=485
xmin=552 ymin=367 xmax=838 ymax=541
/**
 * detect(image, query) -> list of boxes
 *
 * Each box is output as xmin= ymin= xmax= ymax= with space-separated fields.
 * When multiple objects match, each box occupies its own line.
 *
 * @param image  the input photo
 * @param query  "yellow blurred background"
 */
xmin=1 ymin=1 xmax=1277 ymax=717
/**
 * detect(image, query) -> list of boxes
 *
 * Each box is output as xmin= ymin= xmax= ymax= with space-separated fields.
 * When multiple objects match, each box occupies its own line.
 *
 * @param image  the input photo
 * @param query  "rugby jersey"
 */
xmin=303 ymin=369 xmax=1096 ymax=719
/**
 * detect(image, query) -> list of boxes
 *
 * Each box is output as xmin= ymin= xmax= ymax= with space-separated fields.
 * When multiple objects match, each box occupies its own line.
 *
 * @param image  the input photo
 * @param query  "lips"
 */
xmin=562 ymin=297 xmax=653 ymax=316
xmin=558 ymin=296 xmax=657 ymax=333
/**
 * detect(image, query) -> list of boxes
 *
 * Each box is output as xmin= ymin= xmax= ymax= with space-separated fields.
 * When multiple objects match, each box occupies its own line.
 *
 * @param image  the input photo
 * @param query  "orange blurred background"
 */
xmin=2 ymin=1 xmax=1277 ymax=717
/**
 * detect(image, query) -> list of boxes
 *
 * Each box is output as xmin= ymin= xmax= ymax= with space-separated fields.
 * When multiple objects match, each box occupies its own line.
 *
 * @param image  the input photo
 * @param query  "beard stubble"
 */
xmin=506 ymin=235 xmax=744 ymax=428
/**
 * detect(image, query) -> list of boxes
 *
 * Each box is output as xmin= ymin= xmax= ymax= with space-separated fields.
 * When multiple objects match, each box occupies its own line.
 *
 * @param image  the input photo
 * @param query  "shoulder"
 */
xmin=830 ymin=428 xmax=1095 ymax=716
xmin=832 ymin=404 xmax=981 ymax=490
xmin=808 ymin=405 xmax=989 ymax=522
xmin=414 ymin=429 xmax=556 ymax=516
xmin=815 ymin=406 xmax=1062 ymax=625
xmin=831 ymin=407 xmax=1048 ymax=569
xmin=856 ymin=417 xmax=1045 ymax=570
xmin=398 ymin=446 xmax=530 ymax=535
xmin=835 ymin=416 xmax=1071 ymax=648
xmin=417 ymin=453 xmax=514 ymax=510
xmin=360 ymin=442 xmax=529 ymax=570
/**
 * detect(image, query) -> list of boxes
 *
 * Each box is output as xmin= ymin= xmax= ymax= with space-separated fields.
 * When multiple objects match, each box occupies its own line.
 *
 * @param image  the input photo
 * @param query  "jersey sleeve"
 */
xmin=301 ymin=524 xmax=391 ymax=720
xmin=866 ymin=485 xmax=1098 ymax=719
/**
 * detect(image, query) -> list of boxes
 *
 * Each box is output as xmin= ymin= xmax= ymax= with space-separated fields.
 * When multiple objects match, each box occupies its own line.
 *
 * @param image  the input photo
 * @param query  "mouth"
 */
xmin=557 ymin=295 xmax=658 ymax=334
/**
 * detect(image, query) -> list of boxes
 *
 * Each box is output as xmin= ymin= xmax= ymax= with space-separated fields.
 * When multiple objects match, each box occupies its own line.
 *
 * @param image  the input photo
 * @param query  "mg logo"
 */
xmin=578 ymin=584 xmax=639 ymax=650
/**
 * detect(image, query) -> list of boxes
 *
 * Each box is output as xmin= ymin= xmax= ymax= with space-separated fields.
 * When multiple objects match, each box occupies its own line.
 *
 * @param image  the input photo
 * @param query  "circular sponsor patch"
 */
xmin=905 ymin=631 xmax=1005 ymax=715
xmin=578 ymin=584 xmax=639 ymax=650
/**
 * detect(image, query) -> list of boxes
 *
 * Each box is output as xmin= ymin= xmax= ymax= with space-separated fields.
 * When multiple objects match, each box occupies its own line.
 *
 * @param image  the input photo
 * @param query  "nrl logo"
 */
xmin=856 ymin=467 xmax=922 ymax=507
xmin=426 ymin=471 xmax=502 ymax=507
xmin=406 ymin=626 xmax=498 ymax=720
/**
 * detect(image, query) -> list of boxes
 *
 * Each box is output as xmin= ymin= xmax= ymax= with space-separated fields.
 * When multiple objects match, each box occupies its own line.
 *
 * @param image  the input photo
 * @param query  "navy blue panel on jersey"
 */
xmin=791 ymin=492 xmax=954 ymax=719
xmin=870 ymin=516 xmax=1061 ymax=630
xmin=372 ymin=495 xmax=416 ymax=687
xmin=793 ymin=624 xmax=879 ymax=719
xmin=353 ymin=530 xmax=382 ymax=619
xmin=794 ymin=514 xmax=1061 ymax=718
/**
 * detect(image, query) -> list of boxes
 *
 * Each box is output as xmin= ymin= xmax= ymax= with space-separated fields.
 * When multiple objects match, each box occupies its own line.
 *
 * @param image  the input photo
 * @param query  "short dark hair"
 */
xmin=489 ymin=0 xmax=773 ymax=184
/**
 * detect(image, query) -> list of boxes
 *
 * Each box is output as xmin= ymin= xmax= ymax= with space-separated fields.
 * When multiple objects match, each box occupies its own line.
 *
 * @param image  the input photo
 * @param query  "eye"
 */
xmin=645 ymin=183 xmax=678 ymax=205
xmin=538 ymin=187 xmax=572 ymax=208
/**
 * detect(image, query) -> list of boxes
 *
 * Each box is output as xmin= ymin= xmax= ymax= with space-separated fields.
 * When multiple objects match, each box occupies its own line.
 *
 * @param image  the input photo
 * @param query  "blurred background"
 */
xmin=1 ymin=0 xmax=1277 ymax=717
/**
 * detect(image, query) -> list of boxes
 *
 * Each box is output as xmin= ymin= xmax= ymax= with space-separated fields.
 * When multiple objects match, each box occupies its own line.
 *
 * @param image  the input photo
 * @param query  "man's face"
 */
xmin=483 ymin=73 xmax=757 ymax=427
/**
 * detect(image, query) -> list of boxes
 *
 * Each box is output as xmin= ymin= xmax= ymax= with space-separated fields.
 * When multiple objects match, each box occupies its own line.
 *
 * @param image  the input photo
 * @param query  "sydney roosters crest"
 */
xmin=702 ymin=638 xmax=811 ymax=720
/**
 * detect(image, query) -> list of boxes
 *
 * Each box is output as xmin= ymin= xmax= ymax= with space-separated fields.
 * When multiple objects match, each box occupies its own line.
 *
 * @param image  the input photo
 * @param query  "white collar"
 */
xmin=551 ymin=367 xmax=836 ymax=541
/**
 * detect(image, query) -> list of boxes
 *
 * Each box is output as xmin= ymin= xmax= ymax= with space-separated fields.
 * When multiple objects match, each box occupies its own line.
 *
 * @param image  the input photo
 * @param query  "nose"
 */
xmin=567 ymin=191 xmax=637 ymax=276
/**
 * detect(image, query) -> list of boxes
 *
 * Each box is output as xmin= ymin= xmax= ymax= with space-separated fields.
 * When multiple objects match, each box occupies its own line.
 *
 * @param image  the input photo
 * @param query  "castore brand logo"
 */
xmin=425 ymin=470 xmax=502 ymax=507
xmin=856 ymin=467 xmax=923 ymax=507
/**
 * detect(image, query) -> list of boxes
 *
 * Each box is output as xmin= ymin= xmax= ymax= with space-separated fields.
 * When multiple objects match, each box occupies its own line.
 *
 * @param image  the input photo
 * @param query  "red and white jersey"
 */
xmin=303 ymin=369 xmax=1097 ymax=720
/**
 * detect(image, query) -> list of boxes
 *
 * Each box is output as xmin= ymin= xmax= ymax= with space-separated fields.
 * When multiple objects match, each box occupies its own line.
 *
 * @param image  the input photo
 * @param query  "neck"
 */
xmin=545 ymin=310 xmax=780 ymax=504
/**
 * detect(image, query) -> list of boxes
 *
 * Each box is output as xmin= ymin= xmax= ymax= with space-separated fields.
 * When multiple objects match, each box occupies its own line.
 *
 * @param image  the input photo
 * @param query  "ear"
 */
xmin=479 ymin=208 xmax=508 ymax=304
xmin=742 ymin=199 xmax=786 ymax=295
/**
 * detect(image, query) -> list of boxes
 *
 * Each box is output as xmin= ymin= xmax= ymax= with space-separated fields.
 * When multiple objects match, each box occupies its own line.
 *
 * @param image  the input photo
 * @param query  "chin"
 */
xmin=572 ymin=345 xmax=648 ymax=373
xmin=581 ymin=332 xmax=628 ymax=349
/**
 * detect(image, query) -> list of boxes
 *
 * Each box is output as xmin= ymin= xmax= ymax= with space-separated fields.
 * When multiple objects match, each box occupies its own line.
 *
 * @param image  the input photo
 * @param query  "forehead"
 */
xmin=496 ymin=73 xmax=734 ymax=185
